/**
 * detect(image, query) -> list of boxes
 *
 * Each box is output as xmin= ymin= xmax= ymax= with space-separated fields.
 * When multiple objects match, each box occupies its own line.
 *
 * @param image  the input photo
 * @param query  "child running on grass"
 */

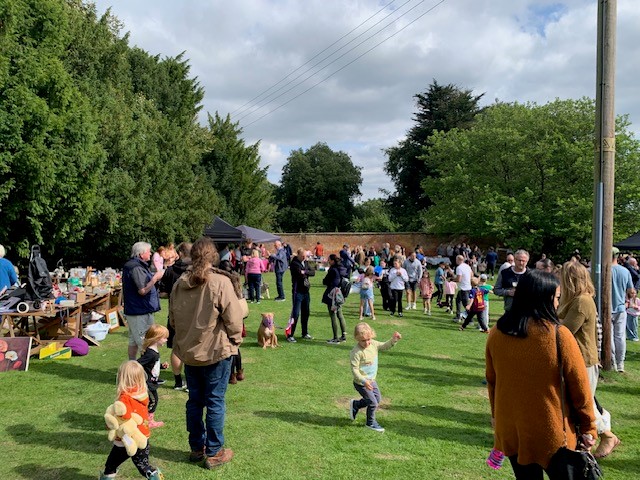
xmin=349 ymin=322 xmax=402 ymax=432
xmin=137 ymin=324 xmax=169 ymax=428
xmin=100 ymin=361 xmax=163 ymax=480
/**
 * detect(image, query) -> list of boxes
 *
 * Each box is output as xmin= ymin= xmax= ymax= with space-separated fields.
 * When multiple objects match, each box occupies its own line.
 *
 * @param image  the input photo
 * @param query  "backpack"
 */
xmin=340 ymin=277 xmax=352 ymax=298
xmin=470 ymin=287 xmax=486 ymax=312
xmin=26 ymin=245 xmax=53 ymax=301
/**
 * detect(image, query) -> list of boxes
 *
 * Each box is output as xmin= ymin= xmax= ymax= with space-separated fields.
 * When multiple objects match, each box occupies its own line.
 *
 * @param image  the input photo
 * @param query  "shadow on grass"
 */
xmin=597 ymin=382 xmax=640 ymax=396
xmin=393 ymin=404 xmax=489 ymax=429
xmin=387 ymin=363 xmax=486 ymax=387
xmin=59 ymin=411 xmax=105 ymax=431
xmin=31 ymin=361 xmax=118 ymax=385
xmin=390 ymin=350 xmax=485 ymax=369
xmin=14 ymin=464 xmax=95 ymax=480
xmin=253 ymin=410 xmax=351 ymax=427
xmin=598 ymin=455 xmax=640 ymax=478
xmin=7 ymin=424 xmax=186 ymax=463
xmin=388 ymin=418 xmax=490 ymax=447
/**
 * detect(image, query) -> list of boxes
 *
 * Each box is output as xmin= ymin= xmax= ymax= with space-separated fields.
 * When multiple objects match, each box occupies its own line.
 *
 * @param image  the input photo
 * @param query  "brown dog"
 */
xmin=257 ymin=312 xmax=278 ymax=349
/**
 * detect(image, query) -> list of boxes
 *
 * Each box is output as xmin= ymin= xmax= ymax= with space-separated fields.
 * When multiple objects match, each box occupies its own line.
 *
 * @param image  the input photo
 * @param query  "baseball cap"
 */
xmin=612 ymin=246 xmax=620 ymax=256
xmin=480 ymin=274 xmax=488 ymax=281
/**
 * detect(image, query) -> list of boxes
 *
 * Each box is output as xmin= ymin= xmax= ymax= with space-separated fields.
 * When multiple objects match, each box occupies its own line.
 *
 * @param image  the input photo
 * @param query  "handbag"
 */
xmin=546 ymin=326 xmax=603 ymax=480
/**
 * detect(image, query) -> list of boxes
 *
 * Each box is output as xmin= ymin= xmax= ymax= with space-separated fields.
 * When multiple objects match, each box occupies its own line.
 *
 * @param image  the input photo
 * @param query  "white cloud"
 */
xmin=92 ymin=0 xmax=640 ymax=199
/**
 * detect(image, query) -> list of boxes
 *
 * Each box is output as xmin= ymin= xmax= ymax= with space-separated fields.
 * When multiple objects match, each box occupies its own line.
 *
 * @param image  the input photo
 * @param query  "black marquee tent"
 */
xmin=203 ymin=216 xmax=244 ymax=243
xmin=236 ymin=225 xmax=281 ymax=243
xmin=203 ymin=216 xmax=282 ymax=245
xmin=614 ymin=231 xmax=640 ymax=250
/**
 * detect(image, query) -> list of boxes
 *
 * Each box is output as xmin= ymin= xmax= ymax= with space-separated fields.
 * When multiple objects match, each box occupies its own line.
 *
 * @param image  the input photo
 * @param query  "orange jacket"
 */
xmin=118 ymin=389 xmax=150 ymax=438
xmin=486 ymin=321 xmax=596 ymax=468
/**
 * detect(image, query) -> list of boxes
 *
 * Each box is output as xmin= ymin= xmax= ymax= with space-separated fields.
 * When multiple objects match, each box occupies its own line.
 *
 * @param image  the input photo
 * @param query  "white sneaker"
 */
xmin=617 ymin=362 xmax=625 ymax=372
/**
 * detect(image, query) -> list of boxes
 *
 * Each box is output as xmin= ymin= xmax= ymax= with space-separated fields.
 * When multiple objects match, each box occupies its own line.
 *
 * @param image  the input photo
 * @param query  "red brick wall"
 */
xmin=275 ymin=232 xmax=481 ymax=256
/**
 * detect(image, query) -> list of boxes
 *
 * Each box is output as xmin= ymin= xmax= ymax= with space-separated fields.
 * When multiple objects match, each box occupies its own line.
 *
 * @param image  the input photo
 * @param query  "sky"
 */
xmin=91 ymin=0 xmax=639 ymax=201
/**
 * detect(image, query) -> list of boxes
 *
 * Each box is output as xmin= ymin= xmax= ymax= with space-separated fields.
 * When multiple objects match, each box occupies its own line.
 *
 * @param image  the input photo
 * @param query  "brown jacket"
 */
xmin=486 ymin=321 xmax=596 ymax=468
xmin=169 ymin=268 xmax=244 ymax=367
xmin=557 ymin=294 xmax=599 ymax=368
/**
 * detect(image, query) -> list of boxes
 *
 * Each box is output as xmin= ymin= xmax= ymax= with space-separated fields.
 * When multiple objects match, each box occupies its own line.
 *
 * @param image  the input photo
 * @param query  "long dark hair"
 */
xmin=496 ymin=270 xmax=560 ymax=337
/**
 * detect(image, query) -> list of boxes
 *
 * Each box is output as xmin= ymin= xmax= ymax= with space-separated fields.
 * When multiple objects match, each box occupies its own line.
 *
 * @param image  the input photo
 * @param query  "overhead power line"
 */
xmin=232 ymin=0 xmax=419 ymax=121
xmin=241 ymin=0 xmax=446 ymax=129
xmin=231 ymin=0 xmax=399 ymax=117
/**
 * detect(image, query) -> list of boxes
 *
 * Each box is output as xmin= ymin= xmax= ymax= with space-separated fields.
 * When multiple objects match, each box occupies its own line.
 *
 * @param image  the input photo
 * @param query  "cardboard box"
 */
xmin=70 ymin=292 xmax=86 ymax=303
xmin=39 ymin=343 xmax=72 ymax=360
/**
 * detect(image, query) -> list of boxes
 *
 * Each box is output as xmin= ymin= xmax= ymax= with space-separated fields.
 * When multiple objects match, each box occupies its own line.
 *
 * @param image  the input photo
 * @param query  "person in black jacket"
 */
xmin=137 ymin=324 xmax=170 ymax=428
xmin=286 ymin=249 xmax=315 ymax=342
xmin=159 ymin=242 xmax=192 ymax=390
xmin=322 ymin=254 xmax=348 ymax=344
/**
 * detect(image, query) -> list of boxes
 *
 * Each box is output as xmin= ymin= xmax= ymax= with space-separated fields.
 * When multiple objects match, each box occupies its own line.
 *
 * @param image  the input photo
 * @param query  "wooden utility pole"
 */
xmin=592 ymin=0 xmax=616 ymax=370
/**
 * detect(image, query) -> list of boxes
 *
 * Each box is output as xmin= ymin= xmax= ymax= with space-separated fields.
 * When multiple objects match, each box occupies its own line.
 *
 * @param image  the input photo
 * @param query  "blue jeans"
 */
xmin=353 ymin=381 xmax=381 ymax=425
xmin=275 ymin=271 xmax=285 ymax=299
xmin=184 ymin=357 xmax=232 ymax=457
xmin=626 ymin=313 xmax=639 ymax=341
xmin=289 ymin=292 xmax=310 ymax=337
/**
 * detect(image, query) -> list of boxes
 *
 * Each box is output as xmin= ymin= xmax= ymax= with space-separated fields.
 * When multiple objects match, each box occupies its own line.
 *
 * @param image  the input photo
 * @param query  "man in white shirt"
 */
xmin=454 ymin=255 xmax=472 ymax=321
xmin=498 ymin=253 xmax=514 ymax=274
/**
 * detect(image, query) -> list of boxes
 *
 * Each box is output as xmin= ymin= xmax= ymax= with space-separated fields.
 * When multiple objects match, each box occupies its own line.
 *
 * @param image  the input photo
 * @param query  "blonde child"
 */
xmin=444 ymin=273 xmax=457 ymax=315
xmin=137 ymin=325 xmax=169 ymax=428
xmin=359 ymin=266 xmax=376 ymax=321
xmin=626 ymin=288 xmax=640 ymax=341
xmin=419 ymin=270 xmax=433 ymax=315
xmin=100 ymin=361 xmax=163 ymax=480
xmin=348 ymin=322 xmax=401 ymax=432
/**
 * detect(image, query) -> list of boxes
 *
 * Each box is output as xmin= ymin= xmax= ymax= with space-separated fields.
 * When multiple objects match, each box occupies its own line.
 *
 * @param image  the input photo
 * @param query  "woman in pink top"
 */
xmin=245 ymin=249 xmax=266 ymax=303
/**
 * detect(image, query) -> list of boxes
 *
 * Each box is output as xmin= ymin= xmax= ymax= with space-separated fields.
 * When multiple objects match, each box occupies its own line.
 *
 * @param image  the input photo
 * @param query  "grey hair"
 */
xmin=131 ymin=242 xmax=152 ymax=258
xmin=514 ymin=249 xmax=530 ymax=258
xmin=0 ymin=244 xmax=5 ymax=258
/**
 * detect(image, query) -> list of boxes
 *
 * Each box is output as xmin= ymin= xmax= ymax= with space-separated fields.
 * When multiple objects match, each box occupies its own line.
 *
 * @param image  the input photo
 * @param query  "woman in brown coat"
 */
xmin=558 ymin=260 xmax=620 ymax=458
xmin=486 ymin=270 xmax=596 ymax=479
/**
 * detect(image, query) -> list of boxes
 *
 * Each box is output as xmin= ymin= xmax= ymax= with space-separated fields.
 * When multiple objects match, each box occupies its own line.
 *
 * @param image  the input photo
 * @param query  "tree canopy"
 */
xmin=276 ymin=143 xmax=362 ymax=232
xmin=384 ymin=80 xmax=485 ymax=230
xmin=201 ymin=112 xmax=276 ymax=230
xmin=422 ymin=98 xmax=640 ymax=259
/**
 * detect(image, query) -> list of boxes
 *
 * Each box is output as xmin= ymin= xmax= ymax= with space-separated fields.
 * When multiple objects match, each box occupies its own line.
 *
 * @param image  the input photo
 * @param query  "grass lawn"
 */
xmin=1 ymin=270 xmax=639 ymax=479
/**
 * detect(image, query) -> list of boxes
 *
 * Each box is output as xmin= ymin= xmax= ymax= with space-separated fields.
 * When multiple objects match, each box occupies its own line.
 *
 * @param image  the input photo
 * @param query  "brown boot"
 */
xmin=236 ymin=369 xmax=244 ymax=381
xmin=203 ymin=448 xmax=234 ymax=469
xmin=229 ymin=372 xmax=237 ymax=384
xmin=594 ymin=432 xmax=620 ymax=458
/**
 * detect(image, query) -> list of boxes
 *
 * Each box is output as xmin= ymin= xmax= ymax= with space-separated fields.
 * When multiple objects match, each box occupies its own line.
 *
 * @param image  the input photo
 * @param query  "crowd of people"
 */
xmin=2 ymin=236 xmax=631 ymax=478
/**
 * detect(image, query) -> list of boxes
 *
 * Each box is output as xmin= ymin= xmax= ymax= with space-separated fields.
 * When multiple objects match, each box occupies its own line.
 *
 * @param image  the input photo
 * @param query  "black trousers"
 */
xmin=389 ymin=289 xmax=404 ymax=314
xmin=104 ymin=443 xmax=154 ymax=477
xmin=508 ymin=456 xmax=563 ymax=480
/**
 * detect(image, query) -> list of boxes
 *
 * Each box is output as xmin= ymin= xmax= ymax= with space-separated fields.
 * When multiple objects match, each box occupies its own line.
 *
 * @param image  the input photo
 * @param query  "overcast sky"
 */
xmin=91 ymin=0 xmax=639 ymax=200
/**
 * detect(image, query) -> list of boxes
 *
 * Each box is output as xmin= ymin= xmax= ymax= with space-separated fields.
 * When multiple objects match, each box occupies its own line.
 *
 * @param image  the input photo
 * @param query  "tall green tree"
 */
xmin=0 ymin=0 xmax=105 ymax=258
xmin=276 ymin=143 xmax=362 ymax=232
xmin=421 ymin=98 xmax=640 ymax=259
xmin=384 ymin=80 xmax=484 ymax=230
xmin=351 ymin=198 xmax=399 ymax=232
xmin=200 ymin=112 xmax=276 ymax=229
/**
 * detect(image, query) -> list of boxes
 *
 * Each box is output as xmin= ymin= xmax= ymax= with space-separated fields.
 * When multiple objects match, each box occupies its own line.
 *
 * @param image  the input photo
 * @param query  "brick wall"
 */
xmin=275 ymin=232 xmax=482 ymax=256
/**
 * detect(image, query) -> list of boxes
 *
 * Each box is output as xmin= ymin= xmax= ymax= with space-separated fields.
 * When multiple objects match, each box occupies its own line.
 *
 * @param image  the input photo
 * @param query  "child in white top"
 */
xmin=349 ymin=322 xmax=401 ymax=432
xmin=359 ymin=266 xmax=376 ymax=321
xmin=444 ymin=275 xmax=457 ymax=315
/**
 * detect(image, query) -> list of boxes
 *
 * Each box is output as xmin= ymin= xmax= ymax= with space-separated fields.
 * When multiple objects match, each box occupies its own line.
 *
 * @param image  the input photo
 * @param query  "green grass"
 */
xmin=1 ymin=271 xmax=639 ymax=479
